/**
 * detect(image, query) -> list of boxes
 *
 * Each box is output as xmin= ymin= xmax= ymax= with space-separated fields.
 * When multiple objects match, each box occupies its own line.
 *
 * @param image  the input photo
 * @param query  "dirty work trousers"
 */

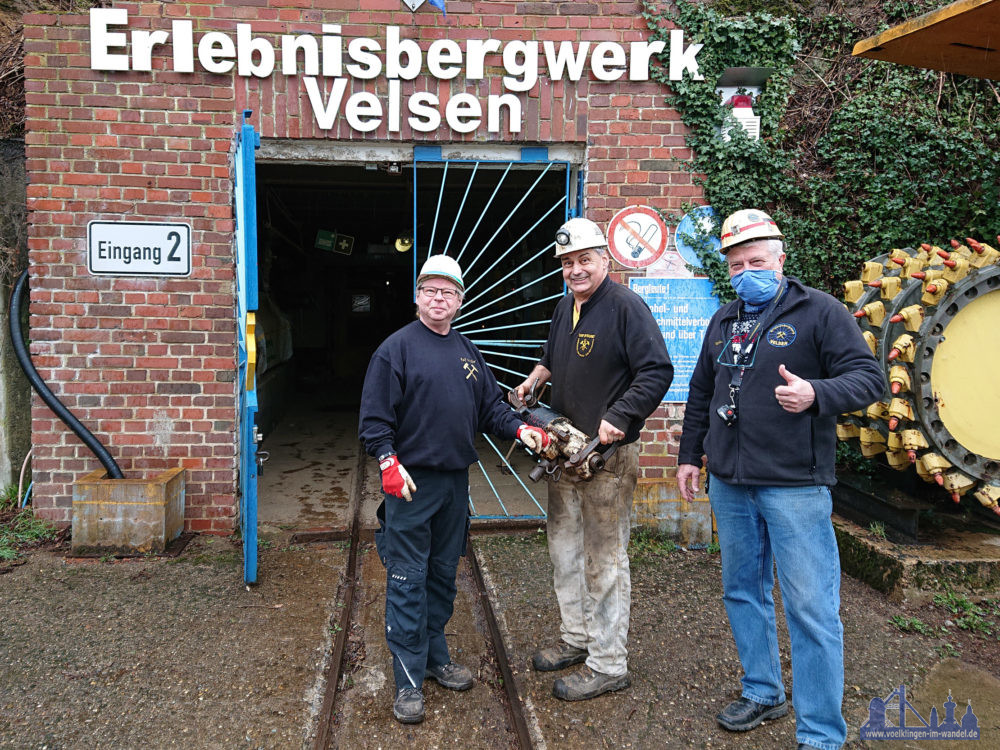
xmin=374 ymin=466 xmax=469 ymax=691
xmin=546 ymin=442 xmax=638 ymax=677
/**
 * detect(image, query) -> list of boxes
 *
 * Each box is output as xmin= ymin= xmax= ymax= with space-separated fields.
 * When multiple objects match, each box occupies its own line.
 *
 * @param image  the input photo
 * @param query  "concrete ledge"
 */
xmin=834 ymin=513 xmax=1000 ymax=603
xmin=71 ymin=468 xmax=185 ymax=555
xmin=632 ymin=477 xmax=713 ymax=547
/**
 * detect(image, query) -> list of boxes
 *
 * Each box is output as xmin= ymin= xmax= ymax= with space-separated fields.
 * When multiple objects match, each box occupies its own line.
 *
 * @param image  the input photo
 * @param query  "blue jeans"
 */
xmin=709 ymin=475 xmax=846 ymax=750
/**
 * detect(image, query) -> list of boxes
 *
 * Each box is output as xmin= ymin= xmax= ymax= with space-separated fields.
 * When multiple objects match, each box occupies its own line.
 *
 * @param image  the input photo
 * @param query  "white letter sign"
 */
xmin=88 ymin=221 xmax=192 ymax=277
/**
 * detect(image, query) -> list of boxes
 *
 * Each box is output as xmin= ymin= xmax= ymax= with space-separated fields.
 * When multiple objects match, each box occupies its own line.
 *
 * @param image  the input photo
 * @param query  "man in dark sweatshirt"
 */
xmin=515 ymin=217 xmax=674 ymax=701
xmin=359 ymin=254 xmax=548 ymax=725
xmin=677 ymin=209 xmax=884 ymax=750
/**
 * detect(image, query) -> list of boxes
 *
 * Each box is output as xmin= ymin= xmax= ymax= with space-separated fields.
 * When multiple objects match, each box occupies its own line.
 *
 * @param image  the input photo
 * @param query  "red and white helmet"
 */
xmin=719 ymin=209 xmax=783 ymax=254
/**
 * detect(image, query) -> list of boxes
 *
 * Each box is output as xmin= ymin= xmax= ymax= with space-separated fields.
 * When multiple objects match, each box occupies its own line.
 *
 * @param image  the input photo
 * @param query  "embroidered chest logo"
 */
xmin=766 ymin=323 xmax=797 ymax=348
xmin=576 ymin=333 xmax=595 ymax=358
xmin=461 ymin=357 xmax=479 ymax=381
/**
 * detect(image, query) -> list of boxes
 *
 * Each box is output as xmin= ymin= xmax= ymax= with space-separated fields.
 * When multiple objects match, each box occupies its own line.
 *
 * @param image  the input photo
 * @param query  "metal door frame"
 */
xmin=235 ymin=111 xmax=260 ymax=584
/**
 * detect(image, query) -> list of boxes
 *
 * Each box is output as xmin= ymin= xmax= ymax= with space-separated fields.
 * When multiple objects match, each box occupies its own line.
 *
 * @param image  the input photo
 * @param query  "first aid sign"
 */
xmin=88 ymin=221 xmax=191 ymax=277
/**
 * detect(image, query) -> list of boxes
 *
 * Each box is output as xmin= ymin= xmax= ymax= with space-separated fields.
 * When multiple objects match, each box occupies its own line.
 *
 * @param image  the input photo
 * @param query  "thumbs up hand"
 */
xmin=774 ymin=364 xmax=815 ymax=413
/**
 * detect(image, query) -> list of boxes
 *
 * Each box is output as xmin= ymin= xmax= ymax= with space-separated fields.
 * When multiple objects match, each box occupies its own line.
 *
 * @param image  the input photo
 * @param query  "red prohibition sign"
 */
xmin=607 ymin=206 xmax=669 ymax=269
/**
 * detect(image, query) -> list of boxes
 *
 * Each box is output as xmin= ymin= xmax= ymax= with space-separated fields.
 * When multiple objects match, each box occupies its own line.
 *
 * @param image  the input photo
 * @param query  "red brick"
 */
xmin=23 ymin=0 xmax=700 ymax=533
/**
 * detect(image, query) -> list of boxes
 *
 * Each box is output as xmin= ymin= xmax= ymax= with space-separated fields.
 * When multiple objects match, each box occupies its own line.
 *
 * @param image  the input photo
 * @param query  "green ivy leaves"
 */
xmin=644 ymin=0 xmax=1000 ymax=299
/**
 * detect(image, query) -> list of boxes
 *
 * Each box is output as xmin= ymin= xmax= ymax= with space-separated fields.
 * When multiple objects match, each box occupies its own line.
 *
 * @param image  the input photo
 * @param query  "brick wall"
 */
xmin=23 ymin=0 xmax=699 ymax=529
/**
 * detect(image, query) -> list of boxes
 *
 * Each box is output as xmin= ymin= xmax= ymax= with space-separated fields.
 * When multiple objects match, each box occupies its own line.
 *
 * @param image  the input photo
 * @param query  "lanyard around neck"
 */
xmin=718 ymin=281 xmax=788 ymax=370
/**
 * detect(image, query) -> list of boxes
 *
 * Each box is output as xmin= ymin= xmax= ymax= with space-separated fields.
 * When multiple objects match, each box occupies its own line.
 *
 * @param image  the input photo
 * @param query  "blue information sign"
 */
xmin=630 ymin=278 xmax=721 ymax=403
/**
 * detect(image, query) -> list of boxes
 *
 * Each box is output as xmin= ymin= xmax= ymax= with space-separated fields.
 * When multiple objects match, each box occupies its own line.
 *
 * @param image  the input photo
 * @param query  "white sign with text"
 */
xmin=87 ymin=221 xmax=192 ymax=277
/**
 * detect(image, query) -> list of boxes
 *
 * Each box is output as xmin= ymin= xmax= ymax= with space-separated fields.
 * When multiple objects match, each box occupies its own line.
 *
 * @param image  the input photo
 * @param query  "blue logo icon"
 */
xmin=766 ymin=323 xmax=796 ymax=348
xmin=860 ymin=684 xmax=979 ymax=741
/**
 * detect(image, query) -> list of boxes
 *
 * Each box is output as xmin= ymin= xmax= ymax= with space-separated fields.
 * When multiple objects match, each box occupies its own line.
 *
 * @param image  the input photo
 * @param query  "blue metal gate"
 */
xmin=412 ymin=147 xmax=582 ymax=520
xmin=235 ymin=111 xmax=260 ymax=584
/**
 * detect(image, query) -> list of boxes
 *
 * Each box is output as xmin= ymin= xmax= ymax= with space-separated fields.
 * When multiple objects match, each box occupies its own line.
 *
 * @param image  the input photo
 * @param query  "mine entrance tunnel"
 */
xmin=250 ymin=155 xmax=575 ymax=527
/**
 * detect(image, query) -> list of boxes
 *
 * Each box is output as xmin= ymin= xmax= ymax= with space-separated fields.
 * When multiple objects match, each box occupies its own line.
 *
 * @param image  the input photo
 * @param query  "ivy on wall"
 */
xmin=644 ymin=0 xmax=1000 ymax=302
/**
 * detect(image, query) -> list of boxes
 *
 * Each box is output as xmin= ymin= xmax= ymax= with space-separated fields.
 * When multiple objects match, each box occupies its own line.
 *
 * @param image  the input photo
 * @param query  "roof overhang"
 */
xmin=852 ymin=0 xmax=1000 ymax=80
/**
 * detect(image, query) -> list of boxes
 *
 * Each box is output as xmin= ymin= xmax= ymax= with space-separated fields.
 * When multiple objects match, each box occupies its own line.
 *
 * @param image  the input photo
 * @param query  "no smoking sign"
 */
xmin=607 ymin=206 xmax=669 ymax=269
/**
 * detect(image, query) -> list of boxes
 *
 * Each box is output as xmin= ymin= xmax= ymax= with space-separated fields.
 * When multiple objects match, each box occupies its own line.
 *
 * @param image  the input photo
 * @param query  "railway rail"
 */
xmin=304 ymin=454 xmax=536 ymax=749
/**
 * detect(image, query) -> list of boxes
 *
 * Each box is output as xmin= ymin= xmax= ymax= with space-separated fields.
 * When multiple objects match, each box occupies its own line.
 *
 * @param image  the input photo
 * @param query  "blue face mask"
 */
xmin=731 ymin=269 xmax=782 ymax=306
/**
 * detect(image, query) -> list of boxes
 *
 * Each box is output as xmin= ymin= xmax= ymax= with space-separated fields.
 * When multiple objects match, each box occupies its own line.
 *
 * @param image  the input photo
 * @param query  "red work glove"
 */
xmin=379 ymin=454 xmax=417 ymax=501
xmin=516 ymin=424 xmax=550 ymax=454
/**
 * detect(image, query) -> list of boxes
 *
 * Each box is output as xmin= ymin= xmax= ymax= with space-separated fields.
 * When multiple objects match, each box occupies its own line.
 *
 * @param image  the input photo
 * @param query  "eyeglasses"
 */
xmin=418 ymin=286 xmax=460 ymax=300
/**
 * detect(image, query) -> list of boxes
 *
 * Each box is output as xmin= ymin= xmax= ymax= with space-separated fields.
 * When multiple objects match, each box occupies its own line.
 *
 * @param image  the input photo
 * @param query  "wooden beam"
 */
xmin=852 ymin=0 xmax=1000 ymax=80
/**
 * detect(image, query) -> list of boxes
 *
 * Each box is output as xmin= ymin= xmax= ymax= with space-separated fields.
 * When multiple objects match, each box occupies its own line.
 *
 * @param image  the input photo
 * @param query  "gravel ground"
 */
xmin=0 ymin=535 xmax=347 ymax=750
xmin=473 ymin=532 xmax=1000 ymax=749
xmin=1 ymin=529 xmax=998 ymax=749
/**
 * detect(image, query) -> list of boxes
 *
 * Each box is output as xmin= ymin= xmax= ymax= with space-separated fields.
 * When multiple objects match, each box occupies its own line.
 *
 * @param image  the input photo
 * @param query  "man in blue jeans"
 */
xmin=677 ymin=209 xmax=884 ymax=750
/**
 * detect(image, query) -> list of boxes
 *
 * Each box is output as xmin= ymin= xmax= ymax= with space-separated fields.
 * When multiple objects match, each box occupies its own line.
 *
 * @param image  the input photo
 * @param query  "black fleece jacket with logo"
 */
xmin=678 ymin=276 xmax=885 ymax=486
xmin=538 ymin=275 xmax=674 ymax=444
xmin=359 ymin=320 xmax=523 ymax=470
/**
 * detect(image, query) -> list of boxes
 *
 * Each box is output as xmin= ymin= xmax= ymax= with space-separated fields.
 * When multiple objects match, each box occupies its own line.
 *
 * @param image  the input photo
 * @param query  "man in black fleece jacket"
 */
xmin=678 ymin=209 xmax=884 ymax=750
xmin=516 ymin=217 xmax=673 ymax=701
xmin=360 ymin=254 xmax=548 ymax=725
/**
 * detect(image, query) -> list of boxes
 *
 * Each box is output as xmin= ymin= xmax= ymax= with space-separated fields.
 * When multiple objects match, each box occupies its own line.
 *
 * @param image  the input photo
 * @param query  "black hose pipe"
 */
xmin=9 ymin=269 xmax=124 ymax=479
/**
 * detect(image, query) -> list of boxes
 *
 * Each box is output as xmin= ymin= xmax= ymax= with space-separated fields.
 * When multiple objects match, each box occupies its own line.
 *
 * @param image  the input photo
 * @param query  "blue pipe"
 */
xmin=9 ymin=270 xmax=124 ymax=479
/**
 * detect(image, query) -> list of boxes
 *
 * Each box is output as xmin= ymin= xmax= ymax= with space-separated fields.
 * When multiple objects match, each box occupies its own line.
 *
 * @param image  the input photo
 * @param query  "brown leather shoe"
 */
xmin=532 ymin=642 xmax=588 ymax=672
xmin=552 ymin=665 xmax=630 ymax=701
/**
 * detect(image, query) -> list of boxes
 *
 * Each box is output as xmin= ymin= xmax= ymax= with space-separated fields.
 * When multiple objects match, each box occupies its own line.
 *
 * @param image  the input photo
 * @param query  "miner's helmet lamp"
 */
xmin=417 ymin=254 xmax=464 ymax=292
xmin=554 ymin=217 xmax=608 ymax=258
xmin=719 ymin=209 xmax=784 ymax=254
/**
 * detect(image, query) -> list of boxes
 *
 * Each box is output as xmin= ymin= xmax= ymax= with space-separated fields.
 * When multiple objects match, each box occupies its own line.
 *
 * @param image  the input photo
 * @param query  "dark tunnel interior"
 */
xmin=252 ymin=160 xmax=573 ymax=434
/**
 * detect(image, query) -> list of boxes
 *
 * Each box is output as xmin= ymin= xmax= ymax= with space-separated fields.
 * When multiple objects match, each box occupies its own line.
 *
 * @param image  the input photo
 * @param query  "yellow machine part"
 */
xmin=839 ymin=239 xmax=1000 ymax=515
xmin=930 ymin=291 xmax=1000 ymax=459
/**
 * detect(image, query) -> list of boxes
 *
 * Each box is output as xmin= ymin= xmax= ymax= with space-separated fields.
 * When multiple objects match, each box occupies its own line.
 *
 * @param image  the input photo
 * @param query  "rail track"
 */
xmin=304 ymin=453 xmax=536 ymax=749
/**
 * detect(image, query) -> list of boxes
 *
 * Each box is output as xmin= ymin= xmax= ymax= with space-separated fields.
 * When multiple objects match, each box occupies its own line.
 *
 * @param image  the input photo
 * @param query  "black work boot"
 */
xmin=425 ymin=662 xmax=474 ymax=691
xmin=716 ymin=697 xmax=788 ymax=731
xmin=532 ymin=642 xmax=588 ymax=672
xmin=393 ymin=687 xmax=425 ymax=724
xmin=552 ymin=665 xmax=630 ymax=701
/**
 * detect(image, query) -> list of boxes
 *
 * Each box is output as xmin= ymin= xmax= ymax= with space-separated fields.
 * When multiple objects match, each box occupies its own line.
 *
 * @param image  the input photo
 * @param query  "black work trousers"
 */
xmin=374 ymin=466 xmax=470 ymax=690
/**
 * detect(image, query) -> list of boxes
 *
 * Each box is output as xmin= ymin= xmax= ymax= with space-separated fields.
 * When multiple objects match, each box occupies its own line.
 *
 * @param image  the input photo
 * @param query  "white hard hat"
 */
xmin=417 ymin=254 xmax=464 ymax=291
xmin=719 ymin=209 xmax=783 ymax=254
xmin=554 ymin=217 xmax=607 ymax=257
